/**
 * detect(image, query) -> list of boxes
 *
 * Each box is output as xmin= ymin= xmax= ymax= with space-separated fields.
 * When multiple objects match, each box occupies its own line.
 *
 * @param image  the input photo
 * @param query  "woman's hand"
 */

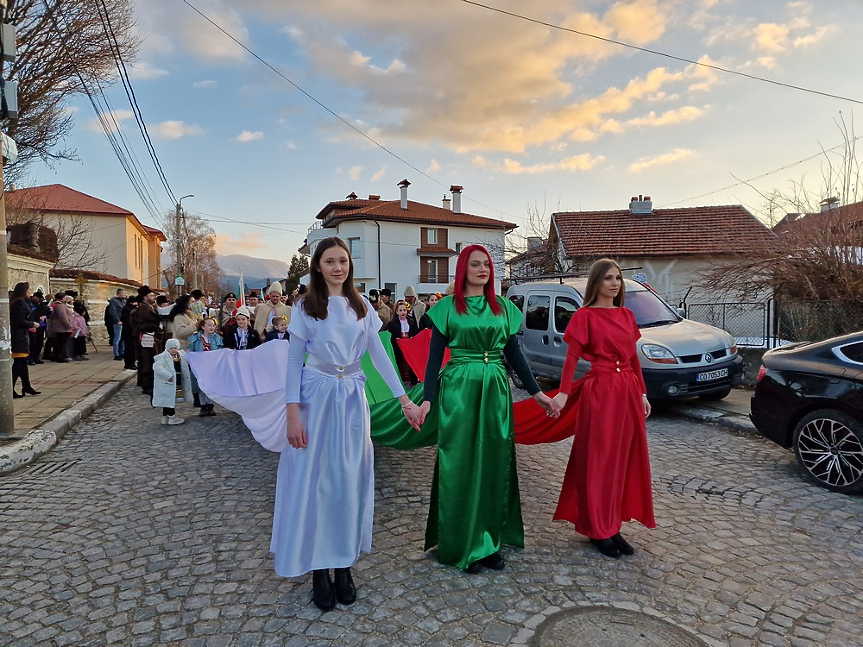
xmin=643 ymin=394 xmax=651 ymax=419
xmin=401 ymin=403 xmax=422 ymax=431
xmin=551 ymin=392 xmax=568 ymax=414
xmin=286 ymin=404 xmax=307 ymax=449
xmin=417 ymin=401 xmax=432 ymax=426
xmin=534 ymin=392 xmax=560 ymax=418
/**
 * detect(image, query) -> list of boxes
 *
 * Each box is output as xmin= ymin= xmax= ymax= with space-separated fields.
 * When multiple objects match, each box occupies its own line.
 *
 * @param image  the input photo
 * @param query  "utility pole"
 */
xmin=174 ymin=194 xmax=193 ymax=296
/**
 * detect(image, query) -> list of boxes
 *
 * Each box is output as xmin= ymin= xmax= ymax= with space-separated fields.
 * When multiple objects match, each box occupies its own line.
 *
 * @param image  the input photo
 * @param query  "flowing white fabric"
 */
xmin=272 ymin=296 xmax=405 ymax=577
xmin=186 ymin=340 xmax=291 ymax=452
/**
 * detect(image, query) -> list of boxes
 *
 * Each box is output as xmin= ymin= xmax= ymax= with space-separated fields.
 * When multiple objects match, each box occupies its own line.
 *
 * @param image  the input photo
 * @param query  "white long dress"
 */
xmin=272 ymin=296 xmax=406 ymax=577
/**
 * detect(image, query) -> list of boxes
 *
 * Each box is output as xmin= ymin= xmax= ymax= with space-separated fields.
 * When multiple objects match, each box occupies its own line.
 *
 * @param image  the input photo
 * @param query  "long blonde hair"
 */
xmin=582 ymin=258 xmax=626 ymax=308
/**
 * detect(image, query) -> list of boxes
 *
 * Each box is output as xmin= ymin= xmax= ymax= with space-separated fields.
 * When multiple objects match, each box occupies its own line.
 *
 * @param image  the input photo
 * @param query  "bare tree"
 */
xmin=698 ymin=115 xmax=863 ymax=304
xmin=162 ymin=213 xmax=224 ymax=298
xmin=1 ymin=0 xmax=139 ymax=184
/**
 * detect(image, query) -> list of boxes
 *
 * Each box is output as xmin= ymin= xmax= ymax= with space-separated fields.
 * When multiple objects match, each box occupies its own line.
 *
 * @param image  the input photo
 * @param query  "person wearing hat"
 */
xmin=367 ymin=289 xmax=391 ymax=329
xmin=28 ymin=290 xmax=50 ymax=365
xmin=130 ymin=285 xmax=162 ymax=396
xmin=378 ymin=288 xmax=396 ymax=318
xmin=120 ymin=294 xmax=140 ymax=370
xmin=223 ymin=305 xmax=262 ymax=350
xmin=190 ymin=289 xmax=207 ymax=317
xmin=217 ymin=292 xmax=238 ymax=333
xmin=403 ymin=285 xmax=426 ymax=322
xmin=246 ymin=291 xmax=260 ymax=325
xmin=254 ymin=282 xmax=291 ymax=336
xmin=152 ymin=338 xmax=192 ymax=425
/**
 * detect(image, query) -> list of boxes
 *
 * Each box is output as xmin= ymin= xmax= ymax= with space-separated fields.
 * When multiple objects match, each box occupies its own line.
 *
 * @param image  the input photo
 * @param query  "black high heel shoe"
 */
xmin=23 ymin=388 xmax=41 ymax=396
xmin=334 ymin=567 xmax=356 ymax=605
xmin=311 ymin=569 xmax=335 ymax=612
xmin=12 ymin=391 xmax=24 ymax=399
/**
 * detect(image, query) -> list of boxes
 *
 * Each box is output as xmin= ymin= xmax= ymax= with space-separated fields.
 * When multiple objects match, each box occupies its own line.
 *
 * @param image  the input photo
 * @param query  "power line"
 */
xmin=658 ymin=135 xmax=863 ymax=207
xmin=460 ymin=0 xmax=863 ymax=106
xmin=178 ymin=0 xmax=523 ymax=224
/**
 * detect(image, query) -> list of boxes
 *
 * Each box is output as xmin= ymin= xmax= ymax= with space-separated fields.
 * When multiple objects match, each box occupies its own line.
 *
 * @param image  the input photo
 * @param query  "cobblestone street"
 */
xmin=1 ymin=385 xmax=861 ymax=646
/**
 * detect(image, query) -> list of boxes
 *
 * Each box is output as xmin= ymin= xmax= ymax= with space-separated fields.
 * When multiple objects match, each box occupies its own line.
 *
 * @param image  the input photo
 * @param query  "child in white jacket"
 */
xmin=152 ymin=338 xmax=192 ymax=425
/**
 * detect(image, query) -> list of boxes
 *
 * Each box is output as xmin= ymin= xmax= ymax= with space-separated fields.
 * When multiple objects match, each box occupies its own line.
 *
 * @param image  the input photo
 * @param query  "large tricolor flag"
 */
xmin=236 ymin=269 xmax=246 ymax=312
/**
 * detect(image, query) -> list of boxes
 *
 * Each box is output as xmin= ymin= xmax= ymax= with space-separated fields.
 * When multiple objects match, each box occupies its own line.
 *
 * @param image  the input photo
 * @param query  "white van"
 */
xmin=505 ymin=278 xmax=744 ymax=400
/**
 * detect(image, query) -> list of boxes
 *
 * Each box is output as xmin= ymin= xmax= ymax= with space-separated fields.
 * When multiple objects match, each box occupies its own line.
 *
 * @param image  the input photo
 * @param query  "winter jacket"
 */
xmin=47 ymin=301 xmax=74 ymax=335
xmin=152 ymin=349 xmax=192 ymax=408
xmin=170 ymin=311 xmax=199 ymax=350
xmin=106 ymin=296 xmax=126 ymax=324
xmin=10 ymin=298 xmax=34 ymax=354
xmin=222 ymin=324 xmax=262 ymax=350
xmin=253 ymin=302 xmax=292 ymax=336
xmin=187 ymin=331 xmax=225 ymax=353
xmin=130 ymin=302 xmax=161 ymax=336
xmin=264 ymin=329 xmax=290 ymax=342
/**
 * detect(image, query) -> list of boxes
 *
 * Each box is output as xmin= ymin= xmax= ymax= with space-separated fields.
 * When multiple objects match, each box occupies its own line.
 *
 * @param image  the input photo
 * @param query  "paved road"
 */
xmin=1 ymin=386 xmax=861 ymax=646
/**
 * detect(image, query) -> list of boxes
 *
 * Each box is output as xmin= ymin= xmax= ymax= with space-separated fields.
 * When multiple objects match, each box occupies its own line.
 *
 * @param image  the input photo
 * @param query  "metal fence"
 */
xmin=686 ymin=299 xmax=863 ymax=347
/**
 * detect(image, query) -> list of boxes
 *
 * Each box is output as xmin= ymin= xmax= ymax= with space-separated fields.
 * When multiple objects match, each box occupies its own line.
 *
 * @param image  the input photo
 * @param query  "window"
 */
xmin=427 ymin=259 xmax=438 ymax=278
xmin=355 ymin=282 xmax=366 ymax=293
xmin=526 ymin=295 xmax=550 ymax=331
xmin=554 ymin=297 xmax=579 ymax=333
xmin=835 ymin=341 xmax=863 ymax=364
xmin=509 ymin=294 xmax=524 ymax=312
xmin=427 ymin=229 xmax=437 ymax=245
xmin=455 ymin=242 xmax=462 ymax=254
xmin=385 ymin=282 xmax=397 ymax=295
xmin=348 ymin=237 xmax=361 ymax=258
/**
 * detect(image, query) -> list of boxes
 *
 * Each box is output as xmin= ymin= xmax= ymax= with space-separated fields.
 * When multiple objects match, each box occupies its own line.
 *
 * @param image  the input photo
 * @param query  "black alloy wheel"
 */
xmin=793 ymin=409 xmax=863 ymax=494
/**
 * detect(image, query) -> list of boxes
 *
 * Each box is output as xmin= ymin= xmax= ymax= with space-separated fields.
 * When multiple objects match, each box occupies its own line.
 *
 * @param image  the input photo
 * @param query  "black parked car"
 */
xmin=751 ymin=331 xmax=863 ymax=494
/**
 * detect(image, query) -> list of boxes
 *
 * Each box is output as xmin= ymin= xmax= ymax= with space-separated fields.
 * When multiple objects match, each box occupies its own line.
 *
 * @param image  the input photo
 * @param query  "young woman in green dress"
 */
xmin=416 ymin=245 xmax=558 ymax=573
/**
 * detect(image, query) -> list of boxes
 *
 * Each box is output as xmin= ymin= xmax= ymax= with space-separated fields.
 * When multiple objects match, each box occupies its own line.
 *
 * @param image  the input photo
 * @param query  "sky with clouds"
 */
xmin=24 ymin=0 xmax=863 ymax=267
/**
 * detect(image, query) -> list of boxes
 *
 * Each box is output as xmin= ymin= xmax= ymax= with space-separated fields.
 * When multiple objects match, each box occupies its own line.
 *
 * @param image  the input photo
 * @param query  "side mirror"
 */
xmin=676 ymin=307 xmax=686 ymax=318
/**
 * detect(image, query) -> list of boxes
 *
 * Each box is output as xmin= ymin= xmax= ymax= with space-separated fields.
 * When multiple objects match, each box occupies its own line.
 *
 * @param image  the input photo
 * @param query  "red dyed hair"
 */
xmin=453 ymin=244 xmax=502 ymax=315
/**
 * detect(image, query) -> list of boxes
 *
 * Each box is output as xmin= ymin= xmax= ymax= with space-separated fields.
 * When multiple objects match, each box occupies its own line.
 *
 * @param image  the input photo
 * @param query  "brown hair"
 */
xmin=196 ymin=316 xmax=217 ymax=331
xmin=582 ymin=258 xmax=626 ymax=308
xmin=302 ymin=237 xmax=367 ymax=320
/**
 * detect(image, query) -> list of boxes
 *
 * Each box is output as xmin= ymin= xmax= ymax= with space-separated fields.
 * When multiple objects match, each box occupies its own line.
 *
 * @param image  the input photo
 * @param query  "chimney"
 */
xmin=369 ymin=194 xmax=380 ymax=201
xmin=820 ymin=196 xmax=840 ymax=212
xmin=629 ymin=193 xmax=653 ymax=215
xmin=442 ymin=195 xmax=451 ymax=210
xmin=450 ymin=185 xmax=463 ymax=214
xmin=398 ymin=179 xmax=411 ymax=210
xmin=346 ymin=192 xmax=358 ymax=200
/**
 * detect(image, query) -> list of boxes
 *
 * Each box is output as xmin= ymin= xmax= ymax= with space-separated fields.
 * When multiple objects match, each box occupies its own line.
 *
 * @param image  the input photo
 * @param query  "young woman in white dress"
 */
xmin=277 ymin=236 xmax=421 ymax=612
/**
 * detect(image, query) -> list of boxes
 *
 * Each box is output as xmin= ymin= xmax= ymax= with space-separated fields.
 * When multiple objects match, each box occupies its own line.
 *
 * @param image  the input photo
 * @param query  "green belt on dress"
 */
xmin=448 ymin=349 xmax=502 ymax=366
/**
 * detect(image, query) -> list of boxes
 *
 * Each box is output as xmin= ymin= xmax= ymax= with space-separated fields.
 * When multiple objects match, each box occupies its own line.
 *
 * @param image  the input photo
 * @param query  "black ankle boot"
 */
xmin=311 ymin=569 xmax=335 ymax=612
xmin=610 ymin=533 xmax=635 ymax=556
xmin=478 ymin=552 xmax=505 ymax=570
xmin=334 ymin=567 xmax=356 ymax=605
xmin=590 ymin=537 xmax=622 ymax=559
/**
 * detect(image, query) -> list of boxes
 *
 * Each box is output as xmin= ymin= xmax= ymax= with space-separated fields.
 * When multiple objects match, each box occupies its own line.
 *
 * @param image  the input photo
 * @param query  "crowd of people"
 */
xmin=9 ymin=244 xmax=655 ymax=615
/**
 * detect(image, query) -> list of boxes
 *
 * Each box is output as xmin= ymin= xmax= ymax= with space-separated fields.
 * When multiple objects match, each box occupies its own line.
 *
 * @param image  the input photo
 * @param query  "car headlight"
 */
xmin=641 ymin=344 xmax=679 ymax=364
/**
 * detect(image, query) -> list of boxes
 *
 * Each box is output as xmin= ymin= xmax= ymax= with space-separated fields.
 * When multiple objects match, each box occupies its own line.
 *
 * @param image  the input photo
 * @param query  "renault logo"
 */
xmin=704 ymin=354 xmax=713 ymax=364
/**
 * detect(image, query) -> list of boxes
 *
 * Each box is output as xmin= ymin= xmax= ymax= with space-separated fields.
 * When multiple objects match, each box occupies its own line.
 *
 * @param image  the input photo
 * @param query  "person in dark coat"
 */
xmin=10 ymin=283 xmax=40 ymax=398
xmin=130 ymin=286 xmax=162 ymax=395
xmin=28 ymin=291 xmax=50 ymax=365
xmin=385 ymin=299 xmax=419 ymax=385
xmin=120 ymin=295 xmax=139 ymax=370
xmin=222 ymin=306 xmax=262 ymax=350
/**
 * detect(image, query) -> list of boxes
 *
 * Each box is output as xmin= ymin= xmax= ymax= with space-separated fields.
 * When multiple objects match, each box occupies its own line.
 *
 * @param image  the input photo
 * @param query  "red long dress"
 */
xmin=553 ymin=306 xmax=656 ymax=539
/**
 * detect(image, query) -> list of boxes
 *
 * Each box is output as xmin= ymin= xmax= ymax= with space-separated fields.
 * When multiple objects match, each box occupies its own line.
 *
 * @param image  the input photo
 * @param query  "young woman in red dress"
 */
xmin=551 ymin=258 xmax=656 ymax=558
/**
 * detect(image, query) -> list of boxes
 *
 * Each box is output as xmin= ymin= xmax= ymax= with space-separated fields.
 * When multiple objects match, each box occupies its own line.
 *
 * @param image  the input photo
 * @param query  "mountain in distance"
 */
xmin=217 ymin=253 xmax=290 ymax=289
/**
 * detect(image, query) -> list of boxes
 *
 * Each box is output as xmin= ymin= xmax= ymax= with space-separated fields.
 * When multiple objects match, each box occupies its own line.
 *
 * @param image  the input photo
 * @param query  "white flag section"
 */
xmin=186 ymin=341 xmax=290 ymax=453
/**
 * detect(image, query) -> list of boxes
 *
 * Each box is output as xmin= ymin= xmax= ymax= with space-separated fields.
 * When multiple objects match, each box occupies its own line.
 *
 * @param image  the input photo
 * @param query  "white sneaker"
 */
xmin=160 ymin=416 xmax=169 ymax=425
xmin=167 ymin=415 xmax=185 ymax=425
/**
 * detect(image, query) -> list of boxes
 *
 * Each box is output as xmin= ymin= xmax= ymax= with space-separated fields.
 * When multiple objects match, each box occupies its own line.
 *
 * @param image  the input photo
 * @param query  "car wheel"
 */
xmin=793 ymin=410 xmax=863 ymax=494
xmin=698 ymin=386 xmax=732 ymax=401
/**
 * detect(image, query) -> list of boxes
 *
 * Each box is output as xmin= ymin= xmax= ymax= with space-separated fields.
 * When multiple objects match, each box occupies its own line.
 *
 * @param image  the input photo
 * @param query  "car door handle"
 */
xmin=552 ymin=336 xmax=562 ymax=347
xmin=542 ymin=334 xmax=549 ymax=345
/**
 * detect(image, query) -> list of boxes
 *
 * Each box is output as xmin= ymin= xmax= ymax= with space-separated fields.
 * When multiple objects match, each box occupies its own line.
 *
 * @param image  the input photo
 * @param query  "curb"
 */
xmin=667 ymin=403 xmax=757 ymax=435
xmin=0 ymin=369 xmax=137 ymax=477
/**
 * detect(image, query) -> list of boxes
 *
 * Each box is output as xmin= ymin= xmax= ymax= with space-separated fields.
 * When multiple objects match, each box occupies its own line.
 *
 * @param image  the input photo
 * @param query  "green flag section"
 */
xmin=361 ymin=332 xmax=400 ymax=404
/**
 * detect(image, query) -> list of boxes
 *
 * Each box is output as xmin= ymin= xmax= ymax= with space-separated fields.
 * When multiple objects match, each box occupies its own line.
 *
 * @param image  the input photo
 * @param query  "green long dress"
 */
xmin=370 ymin=294 xmax=525 ymax=570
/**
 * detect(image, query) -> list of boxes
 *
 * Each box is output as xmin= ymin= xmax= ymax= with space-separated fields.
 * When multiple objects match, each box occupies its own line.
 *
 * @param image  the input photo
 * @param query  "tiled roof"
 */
xmin=7 ymin=243 xmax=59 ymax=264
xmin=50 ymin=268 xmax=144 ymax=288
xmin=142 ymin=224 xmax=168 ymax=241
xmin=317 ymin=199 xmax=517 ymax=231
xmin=773 ymin=201 xmax=863 ymax=235
xmin=6 ymin=184 xmax=134 ymax=216
xmin=554 ymin=205 xmax=775 ymax=258
xmin=416 ymin=246 xmax=457 ymax=256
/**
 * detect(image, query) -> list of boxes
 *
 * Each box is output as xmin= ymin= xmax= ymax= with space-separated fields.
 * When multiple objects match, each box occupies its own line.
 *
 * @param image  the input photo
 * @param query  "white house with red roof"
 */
xmin=6 ymin=184 xmax=166 ymax=288
xmin=550 ymin=195 xmax=776 ymax=308
xmin=301 ymin=180 xmax=517 ymax=296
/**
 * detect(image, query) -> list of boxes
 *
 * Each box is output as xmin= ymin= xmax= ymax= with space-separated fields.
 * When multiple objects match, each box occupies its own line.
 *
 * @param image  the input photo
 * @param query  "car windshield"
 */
xmin=626 ymin=290 xmax=681 ymax=328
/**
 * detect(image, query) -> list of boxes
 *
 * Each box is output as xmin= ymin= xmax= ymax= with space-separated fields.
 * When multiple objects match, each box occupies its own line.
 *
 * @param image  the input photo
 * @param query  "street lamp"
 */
xmin=175 ymin=194 xmax=194 ymax=278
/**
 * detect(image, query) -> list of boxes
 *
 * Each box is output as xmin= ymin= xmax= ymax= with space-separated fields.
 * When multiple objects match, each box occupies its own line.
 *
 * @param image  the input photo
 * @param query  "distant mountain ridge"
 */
xmin=217 ymin=253 xmax=289 ymax=291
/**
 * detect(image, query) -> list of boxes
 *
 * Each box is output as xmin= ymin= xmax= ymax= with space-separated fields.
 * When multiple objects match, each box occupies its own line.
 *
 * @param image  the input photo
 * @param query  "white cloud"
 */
xmin=193 ymin=79 xmax=218 ymax=89
xmin=473 ymin=154 xmax=604 ymax=175
xmin=215 ymin=232 xmax=267 ymax=254
xmin=754 ymin=23 xmax=790 ymax=54
xmin=284 ymin=140 xmax=298 ymax=150
xmin=152 ymin=121 xmax=205 ymax=139
xmin=87 ymin=110 xmax=134 ymax=133
xmin=427 ymin=159 xmax=441 ymax=173
xmin=370 ymin=167 xmax=386 ymax=182
xmin=129 ymin=62 xmax=168 ymax=80
xmin=235 ymin=131 xmax=264 ymax=143
xmin=628 ymin=148 xmax=693 ymax=173
xmin=348 ymin=165 xmax=362 ymax=181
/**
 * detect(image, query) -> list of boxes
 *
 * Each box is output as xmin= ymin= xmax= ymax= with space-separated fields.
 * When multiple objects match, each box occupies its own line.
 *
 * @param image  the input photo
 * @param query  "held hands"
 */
xmin=418 ymin=401 xmax=432 ymax=426
xmin=400 ymin=401 xmax=422 ymax=431
xmin=551 ymin=392 xmax=568 ymax=415
xmin=535 ymin=392 xmax=561 ymax=418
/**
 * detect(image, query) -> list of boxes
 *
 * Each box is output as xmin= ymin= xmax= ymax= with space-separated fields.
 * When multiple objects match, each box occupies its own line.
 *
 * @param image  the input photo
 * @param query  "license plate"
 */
xmin=696 ymin=368 xmax=728 ymax=382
